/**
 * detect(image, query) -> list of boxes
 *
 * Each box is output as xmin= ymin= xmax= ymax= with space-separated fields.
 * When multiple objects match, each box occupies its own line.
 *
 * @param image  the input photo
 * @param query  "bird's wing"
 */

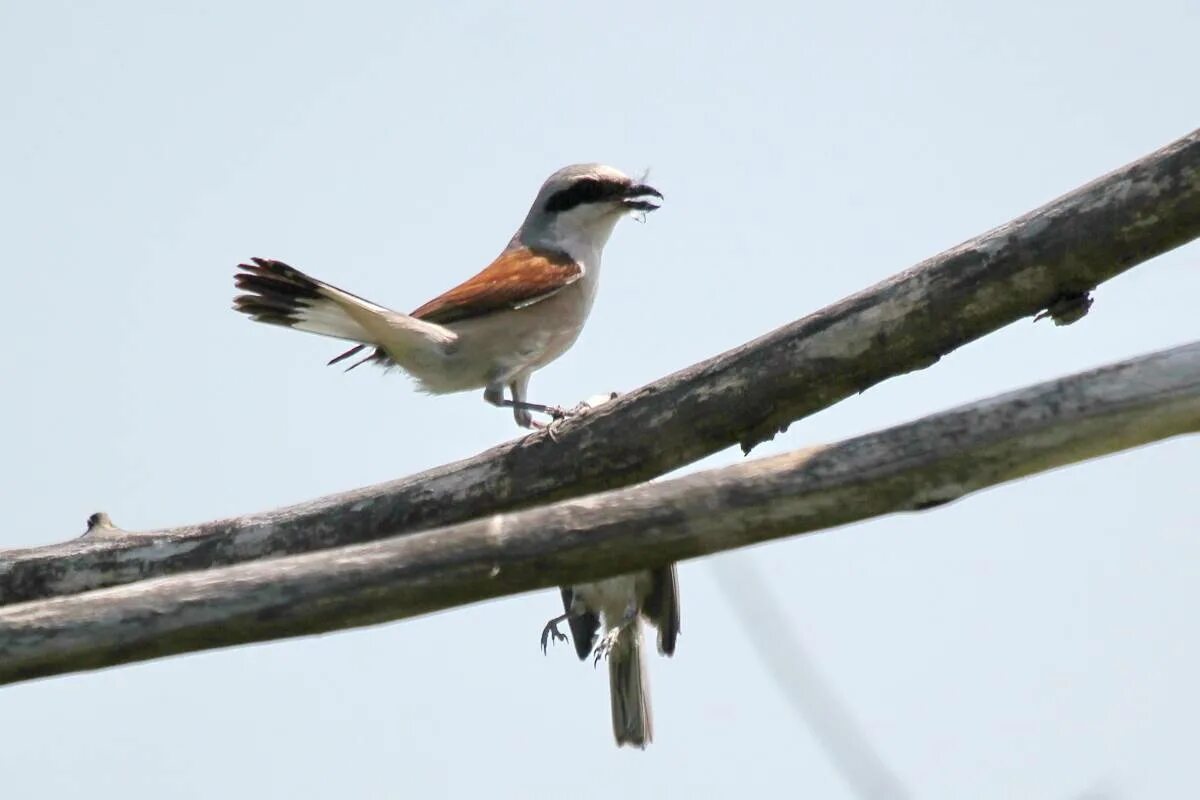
xmin=410 ymin=246 xmax=581 ymax=324
xmin=643 ymin=565 xmax=680 ymax=656
xmin=562 ymin=587 xmax=601 ymax=661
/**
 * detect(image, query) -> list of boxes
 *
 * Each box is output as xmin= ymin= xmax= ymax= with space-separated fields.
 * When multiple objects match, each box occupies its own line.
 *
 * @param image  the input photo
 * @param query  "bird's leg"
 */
xmin=593 ymin=602 xmax=640 ymax=666
xmin=535 ymin=391 xmax=622 ymax=440
xmin=540 ymin=611 xmax=573 ymax=654
xmin=508 ymin=399 xmax=569 ymax=418
xmin=483 ymin=381 xmax=567 ymax=429
xmin=483 ymin=383 xmax=616 ymax=436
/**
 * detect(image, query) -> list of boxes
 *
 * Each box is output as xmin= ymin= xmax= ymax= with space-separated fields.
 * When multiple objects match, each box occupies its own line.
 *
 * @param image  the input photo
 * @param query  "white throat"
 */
xmin=526 ymin=207 xmax=624 ymax=273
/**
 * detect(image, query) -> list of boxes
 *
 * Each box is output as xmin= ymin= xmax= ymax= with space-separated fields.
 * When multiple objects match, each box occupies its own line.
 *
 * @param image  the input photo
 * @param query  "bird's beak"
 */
xmin=621 ymin=183 xmax=663 ymax=212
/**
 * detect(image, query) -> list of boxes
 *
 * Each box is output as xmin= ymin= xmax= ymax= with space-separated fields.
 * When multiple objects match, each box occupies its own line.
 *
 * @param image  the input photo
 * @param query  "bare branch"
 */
xmin=713 ymin=554 xmax=913 ymax=799
xmin=3 ymin=128 xmax=1199 ymax=607
xmin=2 ymin=342 xmax=1197 ymax=686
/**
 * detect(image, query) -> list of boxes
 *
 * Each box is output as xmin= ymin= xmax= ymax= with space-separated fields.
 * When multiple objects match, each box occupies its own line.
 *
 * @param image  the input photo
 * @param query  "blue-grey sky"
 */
xmin=3 ymin=1 xmax=1198 ymax=797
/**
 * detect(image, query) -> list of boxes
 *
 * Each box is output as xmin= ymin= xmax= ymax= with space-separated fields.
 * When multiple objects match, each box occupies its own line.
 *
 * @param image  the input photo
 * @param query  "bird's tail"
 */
xmin=609 ymin=621 xmax=653 ymax=748
xmin=233 ymin=258 xmax=453 ymax=370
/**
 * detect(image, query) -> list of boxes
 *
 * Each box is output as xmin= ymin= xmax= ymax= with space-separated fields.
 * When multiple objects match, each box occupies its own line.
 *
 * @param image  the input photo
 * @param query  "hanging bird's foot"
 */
xmin=591 ymin=612 xmax=638 ymax=667
xmin=540 ymin=614 xmax=570 ymax=654
xmin=592 ymin=626 xmax=624 ymax=666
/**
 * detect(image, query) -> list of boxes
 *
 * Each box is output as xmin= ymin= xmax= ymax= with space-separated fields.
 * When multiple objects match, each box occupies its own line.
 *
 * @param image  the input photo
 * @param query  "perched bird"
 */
xmin=542 ymin=565 xmax=680 ymax=748
xmin=232 ymin=163 xmax=662 ymax=427
xmin=233 ymin=163 xmax=677 ymax=747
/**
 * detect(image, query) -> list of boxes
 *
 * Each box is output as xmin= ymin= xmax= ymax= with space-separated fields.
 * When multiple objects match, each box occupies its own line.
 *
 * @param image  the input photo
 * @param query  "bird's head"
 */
xmin=518 ymin=164 xmax=662 ymax=256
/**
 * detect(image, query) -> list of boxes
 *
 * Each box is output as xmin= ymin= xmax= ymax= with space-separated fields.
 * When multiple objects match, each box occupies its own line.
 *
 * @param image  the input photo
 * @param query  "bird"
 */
xmin=233 ymin=162 xmax=677 ymax=748
xmin=232 ymin=163 xmax=662 ymax=428
xmin=541 ymin=565 xmax=680 ymax=748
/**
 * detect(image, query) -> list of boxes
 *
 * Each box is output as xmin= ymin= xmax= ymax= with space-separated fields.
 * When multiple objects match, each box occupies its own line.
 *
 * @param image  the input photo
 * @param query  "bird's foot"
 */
xmin=531 ymin=416 xmax=565 ymax=442
xmin=591 ymin=626 xmax=626 ymax=667
xmin=531 ymin=393 xmax=621 ymax=441
xmin=540 ymin=618 xmax=569 ymax=654
xmin=531 ymin=405 xmax=576 ymax=442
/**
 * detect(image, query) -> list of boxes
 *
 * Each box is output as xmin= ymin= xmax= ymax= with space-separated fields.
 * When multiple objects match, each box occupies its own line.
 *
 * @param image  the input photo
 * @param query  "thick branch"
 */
xmin=3 ymin=128 xmax=1199 ymax=606
xmin=2 ymin=343 xmax=1198 ymax=685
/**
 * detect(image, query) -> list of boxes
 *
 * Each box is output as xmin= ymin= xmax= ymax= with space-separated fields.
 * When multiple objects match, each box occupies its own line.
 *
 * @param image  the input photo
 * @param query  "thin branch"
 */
xmin=3 ymin=128 xmax=1199 ymax=607
xmin=2 ymin=342 xmax=1198 ymax=686
xmin=713 ymin=554 xmax=912 ymax=799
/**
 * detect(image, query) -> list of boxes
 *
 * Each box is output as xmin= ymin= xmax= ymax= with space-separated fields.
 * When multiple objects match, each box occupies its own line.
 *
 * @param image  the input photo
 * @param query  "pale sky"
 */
xmin=2 ymin=2 xmax=1198 ymax=797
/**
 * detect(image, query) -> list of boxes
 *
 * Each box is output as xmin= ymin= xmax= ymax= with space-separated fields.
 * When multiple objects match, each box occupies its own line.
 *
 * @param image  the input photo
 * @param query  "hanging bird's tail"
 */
xmin=608 ymin=621 xmax=653 ymax=748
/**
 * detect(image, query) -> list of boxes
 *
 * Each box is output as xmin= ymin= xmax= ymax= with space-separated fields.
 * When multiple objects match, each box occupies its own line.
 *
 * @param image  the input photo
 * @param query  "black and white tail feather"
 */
xmin=234 ymin=258 xmax=391 ymax=370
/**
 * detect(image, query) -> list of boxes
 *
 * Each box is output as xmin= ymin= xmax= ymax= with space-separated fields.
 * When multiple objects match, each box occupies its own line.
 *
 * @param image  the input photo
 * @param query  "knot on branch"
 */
xmin=1035 ymin=291 xmax=1094 ymax=326
xmin=908 ymin=486 xmax=965 ymax=511
xmin=82 ymin=512 xmax=125 ymax=538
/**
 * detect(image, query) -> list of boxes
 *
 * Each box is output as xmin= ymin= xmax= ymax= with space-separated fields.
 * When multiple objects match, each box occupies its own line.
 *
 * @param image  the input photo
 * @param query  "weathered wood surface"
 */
xmin=2 ymin=128 xmax=1198 ymax=607
xmin=2 ymin=342 xmax=1197 ymax=685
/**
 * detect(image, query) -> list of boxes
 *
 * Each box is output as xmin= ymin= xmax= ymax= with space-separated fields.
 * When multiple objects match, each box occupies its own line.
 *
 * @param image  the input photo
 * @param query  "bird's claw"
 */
xmin=532 ymin=393 xmax=621 ymax=442
xmin=532 ymin=407 xmax=575 ymax=442
xmin=591 ymin=627 xmax=623 ymax=667
xmin=540 ymin=620 xmax=568 ymax=654
xmin=530 ymin=417 xmax=564 ymax=442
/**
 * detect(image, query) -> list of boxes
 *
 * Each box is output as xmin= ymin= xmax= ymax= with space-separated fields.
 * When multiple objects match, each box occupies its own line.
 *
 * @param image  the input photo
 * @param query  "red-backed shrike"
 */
xmin=543 ymin=566 xmax=680 ymax=748
xmin=233 ymin=163 xmax=661 ymax=428
xmin=233 ymin=163 xmax=678 ymax=749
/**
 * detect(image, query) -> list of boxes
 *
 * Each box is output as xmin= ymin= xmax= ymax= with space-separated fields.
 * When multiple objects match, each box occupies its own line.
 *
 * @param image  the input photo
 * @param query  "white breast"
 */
xmin=571 ymin=573 xmax=647 ymax=625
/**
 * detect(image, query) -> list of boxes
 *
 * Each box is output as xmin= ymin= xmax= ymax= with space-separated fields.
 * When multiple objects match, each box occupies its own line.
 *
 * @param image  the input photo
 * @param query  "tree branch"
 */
xmin=2 ymin=342 xmax=1198 ymax=685
xmin=3 ymin=128 xmax=1199 ymax=607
